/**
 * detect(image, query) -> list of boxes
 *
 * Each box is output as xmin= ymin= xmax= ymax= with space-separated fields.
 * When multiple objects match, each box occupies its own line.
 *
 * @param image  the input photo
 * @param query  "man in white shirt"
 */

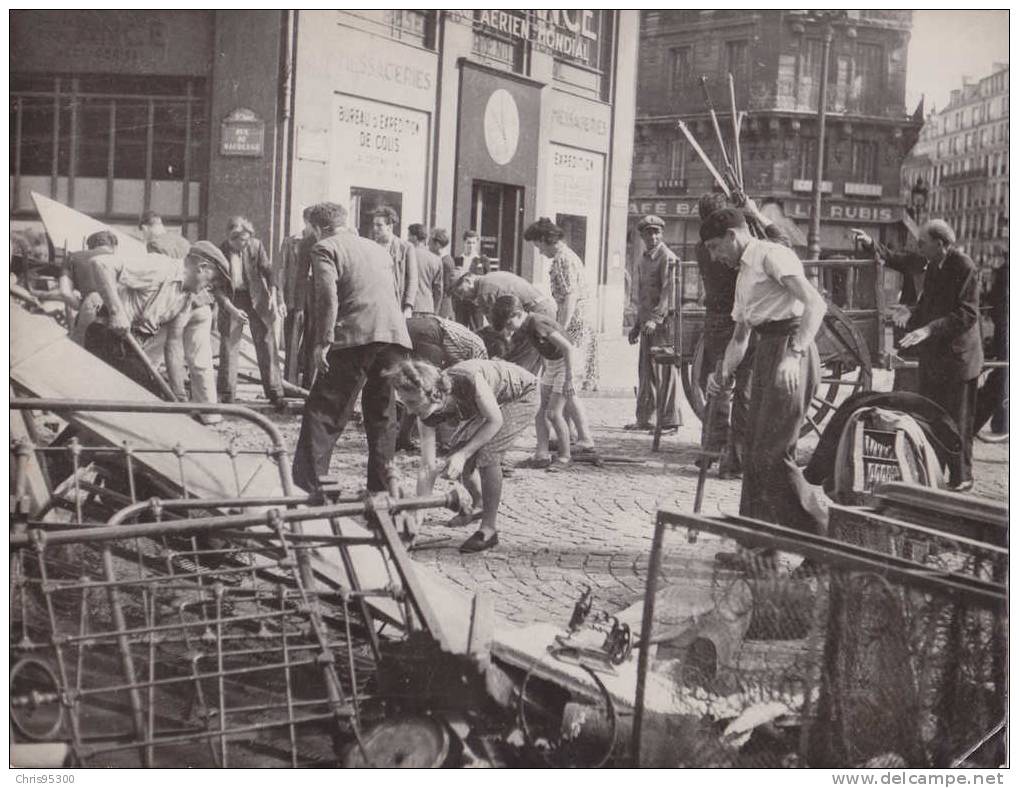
xmin=84 ymin=240 xmax=227 ymax=399
xmin=703 ymin=208 xmax=829 ymax=552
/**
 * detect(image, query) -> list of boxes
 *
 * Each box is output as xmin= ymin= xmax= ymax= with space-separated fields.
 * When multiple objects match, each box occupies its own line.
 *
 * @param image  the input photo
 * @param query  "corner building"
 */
xmin=630 ymin=10 xmax=923 ymax=277
xmin=10 ymin=10 xmax=639 ymax=334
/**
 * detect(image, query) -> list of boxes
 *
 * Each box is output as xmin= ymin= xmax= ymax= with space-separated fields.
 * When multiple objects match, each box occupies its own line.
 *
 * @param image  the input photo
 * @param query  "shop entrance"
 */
xmin=471 ymin=180 xmax=523 ymax=274
xmin=350 ymin=187 xmax=402 ymax=240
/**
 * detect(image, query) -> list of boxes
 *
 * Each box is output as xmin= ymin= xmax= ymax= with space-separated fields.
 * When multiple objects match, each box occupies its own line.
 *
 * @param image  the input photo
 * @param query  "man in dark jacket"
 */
xmin=881 ymin=220 xmax=983 ymax=490
xmin=292 ymin=202 xmax=412 ymax=493
xmin=850 ymin=227 xmax=928 ymax=392
xmin=429 ymin=228 xmax=457 ymax=319
xmin=695 ymin=195 xmax=792 ymax=476
xmin=218 ymin=216 xmax=285 ymax=406
xmin=372 ymin=206 xmax=418 ymax=318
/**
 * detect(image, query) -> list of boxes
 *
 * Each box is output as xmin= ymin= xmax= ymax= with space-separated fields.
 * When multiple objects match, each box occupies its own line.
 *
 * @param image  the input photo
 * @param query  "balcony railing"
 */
xmin=942 ymin=166 xmax=989 ymax=183
xmin=656 ymin=178 xmax=687 ymax=194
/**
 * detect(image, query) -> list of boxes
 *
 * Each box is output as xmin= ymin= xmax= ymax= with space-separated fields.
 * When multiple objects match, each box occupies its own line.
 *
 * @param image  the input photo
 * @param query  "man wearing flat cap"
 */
xmin=82 ymin=240 xmax=225 ymax=400
xmin=627 ymin=215 xmax=680 ymax=433
xmin=702 ymin=208 xmax=829 ymax=551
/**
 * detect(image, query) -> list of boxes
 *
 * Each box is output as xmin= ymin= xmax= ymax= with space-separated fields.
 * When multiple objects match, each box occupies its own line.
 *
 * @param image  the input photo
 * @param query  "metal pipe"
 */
xmin=123 ymin=333 xmax=180 ymax=402
xmin=631 ymin=511 xmax=667 ymax=765
xmin=11 ymin=492 xmax=463 ymax=549
xmin=808 ymin=22 xmax=834 ymax=258
xmin=727 ymin=72 xmax=744 ymax=189
xmin=656 ymin=509 xmax=1006 ymax=609
xmin=676 ymin=120 xmax=732 ymax=199
xmin=699 ymin=76 xmax=735 ymax=189
xmin=10 ymin=398 xmax=285 ymax=460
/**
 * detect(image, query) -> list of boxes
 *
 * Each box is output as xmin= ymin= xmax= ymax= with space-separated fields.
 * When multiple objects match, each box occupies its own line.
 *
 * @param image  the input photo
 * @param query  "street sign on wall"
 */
xmin=220 ymin=108 xmax=265 ymax=157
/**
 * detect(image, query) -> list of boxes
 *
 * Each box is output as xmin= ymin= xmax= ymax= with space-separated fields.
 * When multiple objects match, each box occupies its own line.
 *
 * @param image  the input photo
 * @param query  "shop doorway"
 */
xmin=471 ymin=180 xmax=523 ymax=274
xmin=555 ymin=213 xmax=588 ymax=265
xmin=350 ymin=187 xmax=402 ymax=240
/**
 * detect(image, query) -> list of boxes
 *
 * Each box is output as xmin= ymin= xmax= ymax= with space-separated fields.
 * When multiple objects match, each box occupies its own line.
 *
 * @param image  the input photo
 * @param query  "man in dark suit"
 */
xmin=293 ymin=202 xmax=411 ymax=493
xmin=882 ymin=219 xmax=983 ymax=490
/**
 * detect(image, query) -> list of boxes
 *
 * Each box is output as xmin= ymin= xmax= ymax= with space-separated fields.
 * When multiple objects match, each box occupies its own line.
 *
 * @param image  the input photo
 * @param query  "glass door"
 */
xmin=471 ymin=180 xmax=523 ymax=273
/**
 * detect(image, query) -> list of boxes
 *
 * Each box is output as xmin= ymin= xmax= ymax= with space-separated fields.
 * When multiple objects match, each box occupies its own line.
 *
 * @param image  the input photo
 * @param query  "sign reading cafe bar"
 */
xmin=461 ymin=10 xmax=603 ymax=65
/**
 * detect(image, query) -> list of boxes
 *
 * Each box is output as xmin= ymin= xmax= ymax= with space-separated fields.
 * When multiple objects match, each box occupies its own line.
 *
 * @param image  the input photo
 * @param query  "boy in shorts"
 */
xmin=491 ymin=295 xmax=597 ymax=469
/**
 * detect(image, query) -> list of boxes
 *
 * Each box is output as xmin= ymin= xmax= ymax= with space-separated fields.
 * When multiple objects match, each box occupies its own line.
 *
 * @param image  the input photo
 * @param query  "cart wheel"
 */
xmin=679 ymin=336 xmax=708 ymax=423
xmin=10 ymin=658 xmax=65 ymax=741
xmin=807 ymin=303 xmax=873 ymax=439
xmin=680 ymin=304 xmax=872 ymax=440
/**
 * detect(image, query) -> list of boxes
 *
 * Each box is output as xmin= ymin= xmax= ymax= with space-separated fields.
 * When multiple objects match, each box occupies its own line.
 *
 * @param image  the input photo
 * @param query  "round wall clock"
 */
xmin=483 ymin=88 xmax=520 ymax=166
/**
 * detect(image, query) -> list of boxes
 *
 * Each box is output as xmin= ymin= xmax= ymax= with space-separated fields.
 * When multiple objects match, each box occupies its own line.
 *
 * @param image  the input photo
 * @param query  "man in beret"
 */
xmin=82 ymin=241 xmax=225 ymax=400
xmin=695 ymin=194 xmax=792 ymax=477
xmin=627 ymin=214 xmax=680 ymax=433
xmin=703 ymin=208 xmax=829 ymax=557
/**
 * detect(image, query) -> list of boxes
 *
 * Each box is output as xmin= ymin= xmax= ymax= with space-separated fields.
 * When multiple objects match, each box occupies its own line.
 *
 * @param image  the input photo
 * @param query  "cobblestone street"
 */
xmin=231 ymin=337 xmax=1009 ymax=629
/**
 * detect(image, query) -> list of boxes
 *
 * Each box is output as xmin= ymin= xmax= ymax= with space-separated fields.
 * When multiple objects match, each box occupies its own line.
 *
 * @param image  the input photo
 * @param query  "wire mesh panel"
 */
xmin=11 ymin=521 xmax=380 ymax=767
xmin=10 ymin=398 xmax=471 ymax=767
xmin=632 ymin=503 xmax=1007 ymax=768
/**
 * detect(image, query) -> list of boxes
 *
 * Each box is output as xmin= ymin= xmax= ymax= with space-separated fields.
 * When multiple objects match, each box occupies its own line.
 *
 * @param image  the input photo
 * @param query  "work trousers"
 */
xmin=292 ymin=342 xmax=408 ymax=493
xmin=283 ymin=301 xmax=315 ymax=389
xmin=145 ymin=304 xmax=216 ymax=404
xmin=918 ymin=364 xmax=977 ymax=485
xmin=635 ymin=323 xmax=680 ymax=428
xmin=700 ymin=312 xmax=754 ymax=459
xmin=217 ymin=291 xmax=283 ymax=402
xmin=740 ymin=323 xmax=823 ymax=534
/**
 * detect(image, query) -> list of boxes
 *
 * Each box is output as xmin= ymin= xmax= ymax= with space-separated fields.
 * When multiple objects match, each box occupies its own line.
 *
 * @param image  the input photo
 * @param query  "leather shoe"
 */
xmin=948 ymin=479 xmax=974 ymax=493
xmin=459 ymin=530 xmax=499 ymax=553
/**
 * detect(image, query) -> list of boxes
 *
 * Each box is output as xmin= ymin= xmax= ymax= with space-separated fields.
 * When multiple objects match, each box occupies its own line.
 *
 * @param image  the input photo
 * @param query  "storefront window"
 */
xmin=338 ymin=10 xmax=437 ymax=50
xmin=10 ymin=73 xmax=206 ymax=232
xmin=469 ymin=11 xmax=528 ymax=74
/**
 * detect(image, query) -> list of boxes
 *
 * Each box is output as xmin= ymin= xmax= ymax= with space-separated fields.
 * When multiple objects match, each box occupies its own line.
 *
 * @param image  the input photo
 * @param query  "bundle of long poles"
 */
xmin=676 ymin=73 xmax=765 ymax=238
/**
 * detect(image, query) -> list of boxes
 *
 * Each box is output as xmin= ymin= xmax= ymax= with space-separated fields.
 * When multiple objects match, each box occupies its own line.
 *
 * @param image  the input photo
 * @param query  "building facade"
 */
xmin=901 ymin=64 xmax=1009 ymax=268
xmin=630 ymin=10 xmax=923 ymax=278
xmin=10 ymin=10 xmax=639 ymax=332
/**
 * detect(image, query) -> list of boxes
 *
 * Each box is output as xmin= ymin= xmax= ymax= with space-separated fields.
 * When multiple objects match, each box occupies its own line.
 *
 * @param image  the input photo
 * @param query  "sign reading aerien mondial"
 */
xmin=458 ymin=10 xmax=602 ymax=65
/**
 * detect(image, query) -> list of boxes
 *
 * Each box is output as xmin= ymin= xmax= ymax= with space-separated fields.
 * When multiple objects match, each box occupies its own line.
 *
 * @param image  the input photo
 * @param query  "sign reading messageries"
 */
xmin=331 ymin=94 xmax=429 ymax=223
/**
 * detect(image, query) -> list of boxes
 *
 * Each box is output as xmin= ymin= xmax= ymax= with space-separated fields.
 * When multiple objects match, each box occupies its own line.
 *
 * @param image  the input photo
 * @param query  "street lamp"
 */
xmin=802 ymin=10 xmax=852 ymax=259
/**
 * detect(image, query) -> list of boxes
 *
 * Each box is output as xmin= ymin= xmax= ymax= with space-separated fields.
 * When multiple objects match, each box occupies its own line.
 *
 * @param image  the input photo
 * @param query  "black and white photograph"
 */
xmin=8 ymin=7 xmax=1009 ymax=773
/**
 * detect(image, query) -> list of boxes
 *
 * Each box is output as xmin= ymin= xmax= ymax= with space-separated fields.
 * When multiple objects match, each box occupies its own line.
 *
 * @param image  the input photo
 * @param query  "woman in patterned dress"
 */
xmin=523 ymin=218 xmax=600 ymax=391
